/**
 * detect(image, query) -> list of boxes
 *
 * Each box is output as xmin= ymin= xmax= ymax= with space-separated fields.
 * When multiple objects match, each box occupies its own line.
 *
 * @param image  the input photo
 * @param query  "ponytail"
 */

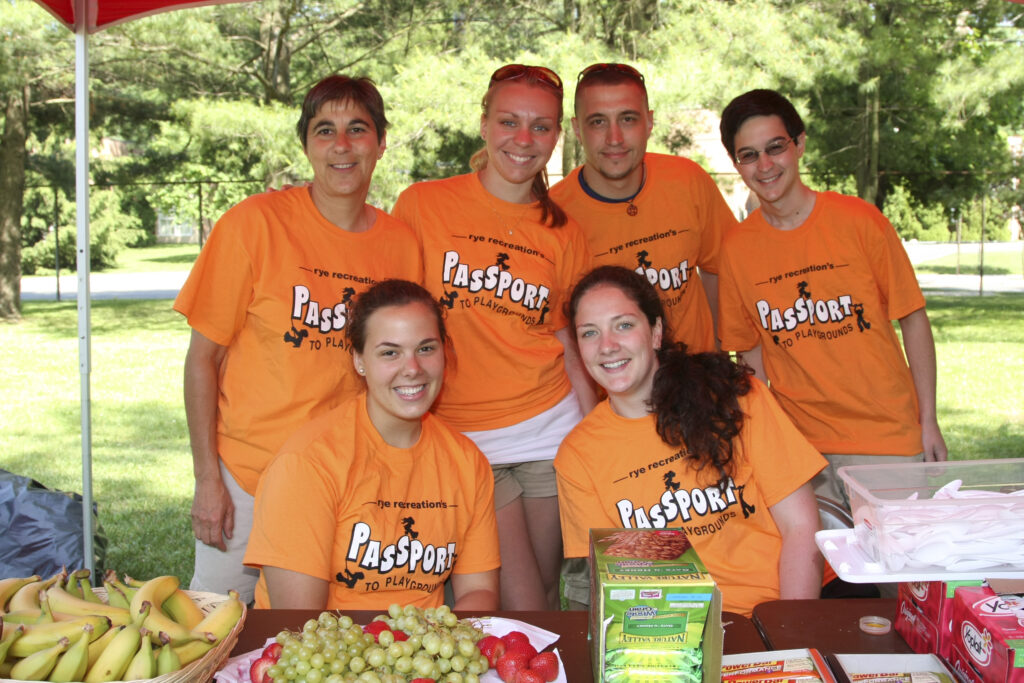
xmin=532 ymin=168 xmax=568 ymax=227
xmin=651 ymin=344 xmax=753 ymax=490
xmin=471 ymin=149 xmax=568 ymax=228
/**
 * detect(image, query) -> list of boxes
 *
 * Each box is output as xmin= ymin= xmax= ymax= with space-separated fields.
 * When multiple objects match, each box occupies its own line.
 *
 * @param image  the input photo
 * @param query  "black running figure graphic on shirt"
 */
xmin=853 ymin=303 xmax=871 ymax=332
xmin=341 ymin=287 xmax=357 ymax=305
xmin=797 ymin=280 xmax=811 ymax=299
xmin=636 ymin=250 xmax=653 ymax=270
xmin=537 ymin=302 xmax=551 ymax=325
xmin=736 ymin=484 xmax=757 ymax=519
xmin=772 ymin=334 xmax=781 ymax=346
xmin=496 ymin=252 xmax=511 ymax=271
xmin=402 ymin=517 xmax=419 ymax=540
xmin=336 ymin=568 xmax=364 ymax=588
xmin=663 ymin=470 xmax=681 ymax=492
xmin=439 ymin=291 xmax=459 ymax=310
xmin=284 ymin=325 xmax=308 ymax=348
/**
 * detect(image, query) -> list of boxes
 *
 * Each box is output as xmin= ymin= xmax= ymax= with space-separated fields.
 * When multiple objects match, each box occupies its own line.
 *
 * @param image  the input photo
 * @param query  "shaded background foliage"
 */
xmin=2 ymin=0 xmax=1023 ymax=313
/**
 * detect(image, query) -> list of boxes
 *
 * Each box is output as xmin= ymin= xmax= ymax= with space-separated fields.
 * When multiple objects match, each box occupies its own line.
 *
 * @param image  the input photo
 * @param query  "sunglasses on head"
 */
xmin=489 ymin=64 xmax=564 ymax=94
xmin=576 ymin=63 xmax=645 ymax=85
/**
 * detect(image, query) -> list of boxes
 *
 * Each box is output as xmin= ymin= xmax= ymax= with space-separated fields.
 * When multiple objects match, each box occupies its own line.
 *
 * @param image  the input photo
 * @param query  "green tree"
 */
xmin=0 ymin=0 xmax=72 ymax=319
xmin=789 ymin=1 xmax=1024 ymax=214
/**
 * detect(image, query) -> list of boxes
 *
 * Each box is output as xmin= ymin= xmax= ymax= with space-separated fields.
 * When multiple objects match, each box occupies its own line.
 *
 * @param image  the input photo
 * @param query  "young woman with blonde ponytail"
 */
xmin=393 ymin=64 xmax=596 ymax=610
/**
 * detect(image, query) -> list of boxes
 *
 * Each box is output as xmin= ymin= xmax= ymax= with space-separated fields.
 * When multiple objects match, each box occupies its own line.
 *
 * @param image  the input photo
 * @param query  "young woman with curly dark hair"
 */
xmin=554 ymin=265 xmax=825 ymax=616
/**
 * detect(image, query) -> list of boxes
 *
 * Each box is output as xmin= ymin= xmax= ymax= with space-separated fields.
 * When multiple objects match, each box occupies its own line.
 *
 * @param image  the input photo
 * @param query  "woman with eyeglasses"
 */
xmin=716 ymin=88 xmax=946 ymax=510
xmin=392 ymin=64 xmax=596 ymax=610
xmin=555 ymin=265 xmax=825 ymax=616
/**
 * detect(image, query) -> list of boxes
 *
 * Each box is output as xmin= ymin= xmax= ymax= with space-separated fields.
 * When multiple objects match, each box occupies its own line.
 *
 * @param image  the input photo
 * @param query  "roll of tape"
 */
xmin=859 ymin=615 xmax=892 ymax=635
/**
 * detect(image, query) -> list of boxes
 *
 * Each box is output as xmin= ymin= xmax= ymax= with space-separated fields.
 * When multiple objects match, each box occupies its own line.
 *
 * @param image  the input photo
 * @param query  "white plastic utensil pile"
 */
xmin=873 ymin=479 xmax=1024 ymax=572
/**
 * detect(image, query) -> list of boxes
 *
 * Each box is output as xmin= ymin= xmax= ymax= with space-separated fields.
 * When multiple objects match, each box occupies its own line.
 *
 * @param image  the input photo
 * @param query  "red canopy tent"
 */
xmin=30 ymin=0 xmax=250 ymax=576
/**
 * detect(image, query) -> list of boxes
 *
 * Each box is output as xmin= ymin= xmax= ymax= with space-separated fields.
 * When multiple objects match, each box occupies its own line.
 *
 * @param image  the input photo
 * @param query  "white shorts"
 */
xmin=189 ymin=461 xmax=260 ymax=605
xmin=462 ymin=391 xmax=583 ymax=466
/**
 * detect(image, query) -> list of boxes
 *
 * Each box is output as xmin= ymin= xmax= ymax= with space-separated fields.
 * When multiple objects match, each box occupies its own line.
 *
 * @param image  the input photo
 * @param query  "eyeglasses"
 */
xmin=489 ymin=64 xmax=563 ymax=94
xmin=576 ymin=63 xmax=645 ymax=85
xmin=735 ymin=137 xmax=796 ymax=165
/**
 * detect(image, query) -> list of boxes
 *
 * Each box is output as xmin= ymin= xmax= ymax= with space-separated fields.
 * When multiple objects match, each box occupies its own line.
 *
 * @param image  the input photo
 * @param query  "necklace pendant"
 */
xmin=627 ymin=203 xmax=639 ymax=217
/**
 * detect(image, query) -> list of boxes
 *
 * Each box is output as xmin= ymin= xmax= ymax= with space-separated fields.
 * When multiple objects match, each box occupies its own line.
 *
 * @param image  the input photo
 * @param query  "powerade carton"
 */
xmin=947 ymin=583 xmax=1024 ymax=683
xmin=589 ymin=528 xmax=722 ymax=683
xmin=896 ymin=581 xmax=984 ymax=659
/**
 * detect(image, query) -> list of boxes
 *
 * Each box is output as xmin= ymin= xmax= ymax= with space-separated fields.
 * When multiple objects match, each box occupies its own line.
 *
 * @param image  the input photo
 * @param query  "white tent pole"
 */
xmin=75 ymin=0 xmax=94 ymax=578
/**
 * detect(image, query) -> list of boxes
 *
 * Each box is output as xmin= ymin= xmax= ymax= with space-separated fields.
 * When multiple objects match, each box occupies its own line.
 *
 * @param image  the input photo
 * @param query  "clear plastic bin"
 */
xmin=838 ymin=458 xmax=1024 ymax=573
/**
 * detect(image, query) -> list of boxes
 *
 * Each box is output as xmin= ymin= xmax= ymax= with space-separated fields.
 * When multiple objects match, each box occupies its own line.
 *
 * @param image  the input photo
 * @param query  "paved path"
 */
xmin=21 ymin=270 xmax=189 ymax=302
xmin=20 ymin=242 xmax=1024 ymax=301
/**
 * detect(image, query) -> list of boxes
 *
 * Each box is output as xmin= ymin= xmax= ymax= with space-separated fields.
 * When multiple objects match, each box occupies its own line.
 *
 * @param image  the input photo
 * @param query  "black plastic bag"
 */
xmin=0 ymin=469 xmax=107 ymax=577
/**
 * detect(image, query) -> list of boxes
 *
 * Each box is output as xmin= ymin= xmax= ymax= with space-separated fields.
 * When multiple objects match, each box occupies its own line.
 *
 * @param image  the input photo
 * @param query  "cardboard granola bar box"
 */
xmin=589 ymin=528 xmax=722 ymax=683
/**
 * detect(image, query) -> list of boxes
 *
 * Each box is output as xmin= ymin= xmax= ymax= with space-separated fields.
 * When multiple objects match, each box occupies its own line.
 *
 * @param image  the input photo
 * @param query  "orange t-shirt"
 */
xmin=392 ymin=172 xmax=593 ymax=431
xmin=554 ymin=379 xmax=825 ymax=616
xmin=245 ymin=394 xmax=500 ymax=610
xmin=717 ymin=191 xmax=925 ymax=455
xmin=174 ymin=187 xmax=423 ymax=494
xmin=550 ymin=153 xmax=735 ymax=353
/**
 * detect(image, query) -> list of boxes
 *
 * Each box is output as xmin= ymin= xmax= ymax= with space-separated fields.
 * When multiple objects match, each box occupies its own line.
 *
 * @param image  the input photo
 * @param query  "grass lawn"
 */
xmin=0 ymin=293 xmax=1021 ymax=585
xmin=915 ymin=246 xmax=1024 ymax=276
xmin=27 ymin=243 xmax=200 ymax=278
xmin=108 ymin=244 xmax=201 ymax=273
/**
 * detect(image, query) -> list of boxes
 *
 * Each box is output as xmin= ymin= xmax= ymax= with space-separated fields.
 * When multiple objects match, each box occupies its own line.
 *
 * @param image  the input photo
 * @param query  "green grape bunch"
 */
xmin=264 ymin=603 xmax=493 ymax=683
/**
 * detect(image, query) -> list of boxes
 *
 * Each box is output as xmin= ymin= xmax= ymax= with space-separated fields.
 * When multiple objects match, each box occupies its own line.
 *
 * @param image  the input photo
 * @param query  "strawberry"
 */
xmin=515 ymin=670 xmax=545 ymax=683
xmin=505 ymin=641 xmax=539 ymax=661
xmin=260 ymin=642 xmax=283 ymax=661
xmin=477 ymin=634 xmax=507 ymax=667
xmin=362 ymin=620 xmax=391 ymax=641
xmin=410 ymin=679 xmax=434 ymax=683
xmin=529 ymin=652 xmax=560 ymax=682
xmin=249 ymin=655 xmax=275 ymax=683
xmin=496 ymin=651 xmax=531 ymax=683
xmin=501 ymin=630 xmax=531 ymax=650
xmin=391 ymin=629 xmax=409 ymax=641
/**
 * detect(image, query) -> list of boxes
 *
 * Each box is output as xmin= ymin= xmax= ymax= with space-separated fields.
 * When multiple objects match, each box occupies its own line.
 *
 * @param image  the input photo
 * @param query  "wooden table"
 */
xmin=232 ymin=608 xmax=766 ymax=682
xmin=752 ymin=598 xmax=912 ymax=655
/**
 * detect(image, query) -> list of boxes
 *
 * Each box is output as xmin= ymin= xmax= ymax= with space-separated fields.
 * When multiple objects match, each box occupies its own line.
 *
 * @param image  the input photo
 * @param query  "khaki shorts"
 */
xmin=813 ymin=452 xmax=925 ymax=510
xmin=561 ymin=557 xmax=590 ymax=609
xmin=491 ymin=459 xmax=558 ymax=510
xmin=190 ymin=461 xmax=260 ymax=605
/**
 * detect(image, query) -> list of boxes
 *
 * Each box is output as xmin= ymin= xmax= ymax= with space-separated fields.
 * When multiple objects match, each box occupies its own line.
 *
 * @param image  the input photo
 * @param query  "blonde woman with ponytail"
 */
xmin=393 ymin=64 xmax=596 ymax=610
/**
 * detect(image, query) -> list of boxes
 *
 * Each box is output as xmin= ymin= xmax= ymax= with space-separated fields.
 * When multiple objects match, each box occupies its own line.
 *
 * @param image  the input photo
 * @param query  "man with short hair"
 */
xmin=550 ymin=63 xmax=736 ymax=353
xmin=551 ymin=63 xmax=737 ymax=610
xmin=716 ymin=88 xmax=947 ymax=508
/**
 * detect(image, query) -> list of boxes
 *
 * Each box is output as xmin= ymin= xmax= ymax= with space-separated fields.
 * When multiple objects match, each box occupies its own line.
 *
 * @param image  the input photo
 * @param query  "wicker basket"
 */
xmin=1 ymin=587 xmax=247 ymax=683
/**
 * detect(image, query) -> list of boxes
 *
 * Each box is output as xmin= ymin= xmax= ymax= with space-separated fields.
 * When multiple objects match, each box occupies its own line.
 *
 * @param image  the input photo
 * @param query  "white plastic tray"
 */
xmin=815 ymin=528 xmax=1024 ymax=583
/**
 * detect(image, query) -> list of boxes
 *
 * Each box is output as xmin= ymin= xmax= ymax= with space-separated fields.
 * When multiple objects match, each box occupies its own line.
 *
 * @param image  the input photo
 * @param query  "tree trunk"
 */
xmin=0 ymin=86 xmax=29 ymax=321
xmin=855 ymin=82 xmax=880 ymax=206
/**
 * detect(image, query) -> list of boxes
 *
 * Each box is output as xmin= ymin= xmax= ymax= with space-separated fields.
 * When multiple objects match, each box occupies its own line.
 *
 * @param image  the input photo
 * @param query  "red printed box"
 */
xmin=895 ymin=592 xmax=940 ymax=655
xmin=948 ymin=584 xmax=1024 ymax=683
xmin=899 ymin=580 xmax=984 ymax=659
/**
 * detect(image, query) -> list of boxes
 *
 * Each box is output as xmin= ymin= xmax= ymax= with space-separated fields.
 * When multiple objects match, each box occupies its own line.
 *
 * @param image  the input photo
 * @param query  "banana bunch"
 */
xmin=0 ymin=569 xmax=244 ymax=682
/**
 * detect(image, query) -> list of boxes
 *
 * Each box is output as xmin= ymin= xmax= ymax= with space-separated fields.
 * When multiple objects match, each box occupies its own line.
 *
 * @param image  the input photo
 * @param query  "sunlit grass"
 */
xmin=0 ymin=300 xmax=194 ymax=581
xmin=26 ymin=243 xmax=200 ymax=278
xmin=916 ymin=246 xmax=1024 ymax=276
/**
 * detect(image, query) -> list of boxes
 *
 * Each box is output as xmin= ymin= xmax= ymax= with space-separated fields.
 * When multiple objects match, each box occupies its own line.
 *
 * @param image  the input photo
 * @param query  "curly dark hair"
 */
xmin=567 ymin=265 xmax=752 ymax=489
